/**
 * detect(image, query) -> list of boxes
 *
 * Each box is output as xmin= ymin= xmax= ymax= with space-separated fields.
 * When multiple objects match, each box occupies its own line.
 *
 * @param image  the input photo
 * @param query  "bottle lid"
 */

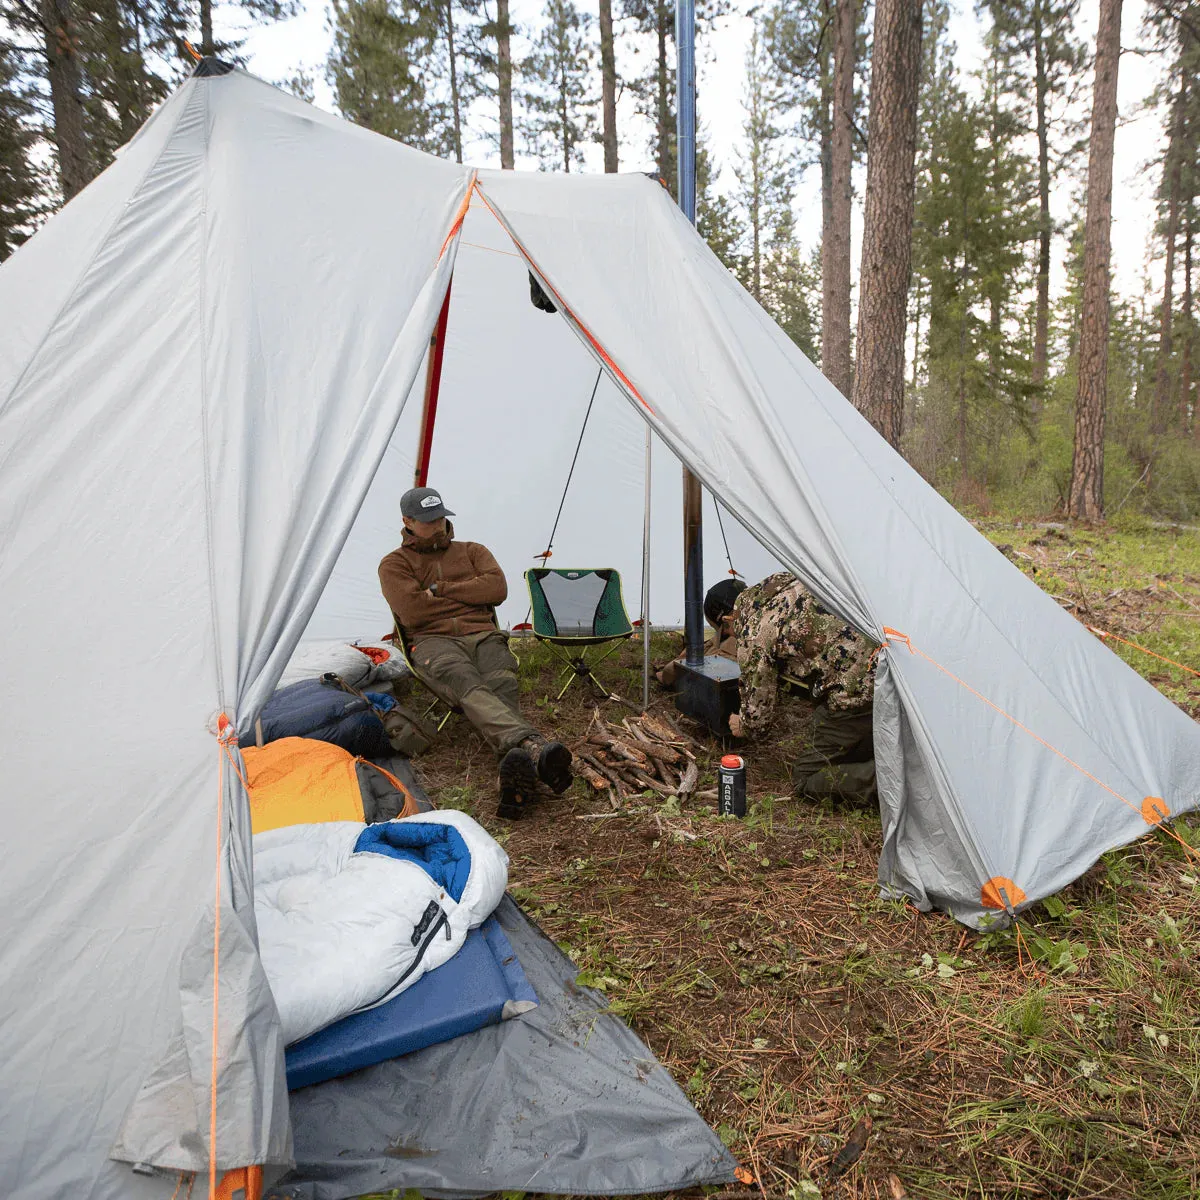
xmin=720 ymin=754 xmax=744 ymax=769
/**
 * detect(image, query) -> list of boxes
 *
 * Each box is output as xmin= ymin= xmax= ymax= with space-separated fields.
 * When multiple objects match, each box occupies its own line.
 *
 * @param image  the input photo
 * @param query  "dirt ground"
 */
xmin=407 ymin=524 xmax=1200 ymax=1200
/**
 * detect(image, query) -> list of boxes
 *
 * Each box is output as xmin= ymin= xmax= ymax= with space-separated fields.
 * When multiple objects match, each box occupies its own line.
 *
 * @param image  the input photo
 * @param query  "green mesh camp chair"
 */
xmin=523 ymin=568 xmax=634 ymax=699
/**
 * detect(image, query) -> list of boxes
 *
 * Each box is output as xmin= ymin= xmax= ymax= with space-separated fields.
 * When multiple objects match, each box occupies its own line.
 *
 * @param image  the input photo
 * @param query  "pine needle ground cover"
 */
xmin=395 ymin=520 xmax=1200 ymax=1200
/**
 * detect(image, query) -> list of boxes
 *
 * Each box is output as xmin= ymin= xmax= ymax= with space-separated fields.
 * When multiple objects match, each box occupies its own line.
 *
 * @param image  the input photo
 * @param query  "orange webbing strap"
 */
xmin=1086 ymin=625 xmax=1200 ymax=679
xmin=438 ymin=173 xmax=478 ymax=261
xmin=881 ymin=630 xmax=1199 ymax=863
xmin=357 ymin=758 xmax=423 ymax=817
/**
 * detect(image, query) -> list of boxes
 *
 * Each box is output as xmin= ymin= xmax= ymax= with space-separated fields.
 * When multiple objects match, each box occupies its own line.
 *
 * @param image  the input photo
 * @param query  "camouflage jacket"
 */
xmin=733 ymin=572 xmax=878 ymax=738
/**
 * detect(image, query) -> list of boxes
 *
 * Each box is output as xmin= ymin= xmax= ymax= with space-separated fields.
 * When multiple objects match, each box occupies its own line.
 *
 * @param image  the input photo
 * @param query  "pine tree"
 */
xmin=822 ymin=0 xmax=855 ymax=395
xmin=0 ymin=39 xmax=45 ymax=259
xmin=327 ymin=0 xmax=445 ymax=150
xmin=911 ymin=55 xmax=1036 ymax=482
xmin=982 ymin=0 xmax=1085 ymax=395
xmin=762 ymin=213 xmax=820 ymax=358
xmin=468 ymin=0 xmax=517 ymax=166
xmin=697 ymin=130 xmax=744 ymax=273
xmin=597 ymin=0 xmax=616 ymax=170
xmin=1067 ymin=0 xmax=1121 ymax=519
xmin=852 ymin=0 xmax=922 ymax=446
xmin=734 ymin=26 xmax=792 ymax=303
xmin=521 ymin=0 xmax=595 ymax=171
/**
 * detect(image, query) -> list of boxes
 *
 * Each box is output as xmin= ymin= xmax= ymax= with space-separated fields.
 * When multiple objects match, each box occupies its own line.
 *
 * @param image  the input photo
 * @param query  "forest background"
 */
xmin=3 ymin=0 xmax=1198 ymax=522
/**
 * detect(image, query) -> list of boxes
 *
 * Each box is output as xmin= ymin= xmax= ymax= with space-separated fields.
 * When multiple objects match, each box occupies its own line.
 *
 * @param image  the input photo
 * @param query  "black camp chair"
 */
xmin=523 ymin=568 xmax=634 ymax=699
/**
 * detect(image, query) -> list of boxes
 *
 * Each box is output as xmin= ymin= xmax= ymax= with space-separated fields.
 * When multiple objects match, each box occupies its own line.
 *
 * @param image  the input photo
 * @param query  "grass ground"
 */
xmin=389 ymin=519 xmax=1200 ymax=1200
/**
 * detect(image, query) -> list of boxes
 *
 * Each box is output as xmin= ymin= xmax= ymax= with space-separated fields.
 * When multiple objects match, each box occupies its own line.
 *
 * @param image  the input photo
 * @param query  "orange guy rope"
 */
xmin=469 ymin=180 xmax=655 ymax=417
xmin=210 ymin=719 xmax=234 ymax=1198
xmin=1087 ymin=625 xmax=1200 ymax=679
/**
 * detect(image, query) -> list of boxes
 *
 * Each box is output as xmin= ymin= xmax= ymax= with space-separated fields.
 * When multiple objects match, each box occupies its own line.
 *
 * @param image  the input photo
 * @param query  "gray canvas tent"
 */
xmin=2 ymin=62 xmax=1198 ymax=1197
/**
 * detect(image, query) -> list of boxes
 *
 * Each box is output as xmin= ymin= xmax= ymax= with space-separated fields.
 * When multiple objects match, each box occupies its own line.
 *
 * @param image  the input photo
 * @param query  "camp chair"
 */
xmin=522 ymin=568 xmax=634 ymax=699
xmin=390 ymin=607 xmax=505 ymax=733
xmin=391 ymin=622 xmax=460 ymax=733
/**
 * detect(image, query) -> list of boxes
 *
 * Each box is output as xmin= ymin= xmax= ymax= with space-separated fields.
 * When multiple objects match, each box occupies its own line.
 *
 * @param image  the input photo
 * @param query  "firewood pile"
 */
xmin=574 ymin=710 xmax=703 ymax=803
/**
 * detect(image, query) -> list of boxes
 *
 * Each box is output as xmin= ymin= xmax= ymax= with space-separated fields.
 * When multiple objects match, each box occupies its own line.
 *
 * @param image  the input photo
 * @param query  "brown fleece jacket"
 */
xmin=379 ymin=522 xmax=508 ymax=643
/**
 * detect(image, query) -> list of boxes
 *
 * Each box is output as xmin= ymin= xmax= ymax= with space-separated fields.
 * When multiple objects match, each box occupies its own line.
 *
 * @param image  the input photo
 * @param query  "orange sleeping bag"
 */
xmin=242 ymin=737 xmax=418 ymax=834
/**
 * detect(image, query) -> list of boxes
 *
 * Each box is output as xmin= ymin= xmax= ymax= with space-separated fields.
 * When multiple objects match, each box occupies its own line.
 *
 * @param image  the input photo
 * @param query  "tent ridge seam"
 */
xmin=0 ymin=83 xmax=201 ymax=422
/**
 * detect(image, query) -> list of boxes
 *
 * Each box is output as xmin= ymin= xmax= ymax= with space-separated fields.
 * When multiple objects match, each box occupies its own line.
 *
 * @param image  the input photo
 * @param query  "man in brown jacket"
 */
xmin=379 ymin=486 xmax=573 ymax=818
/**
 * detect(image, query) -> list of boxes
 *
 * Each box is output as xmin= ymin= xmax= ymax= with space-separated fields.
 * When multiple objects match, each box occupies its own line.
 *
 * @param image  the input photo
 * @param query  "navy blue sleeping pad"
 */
xmin=259 ymin=678 xmax=391 ymax=758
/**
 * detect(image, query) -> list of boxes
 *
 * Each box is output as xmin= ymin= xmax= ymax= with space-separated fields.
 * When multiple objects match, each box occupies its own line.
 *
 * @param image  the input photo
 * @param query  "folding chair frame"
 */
xmin=523 ymin=568 xmax=634 ymax=699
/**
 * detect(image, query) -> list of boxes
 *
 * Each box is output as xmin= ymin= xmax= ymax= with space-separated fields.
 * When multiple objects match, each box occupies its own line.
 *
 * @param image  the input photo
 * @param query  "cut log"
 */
xmin=678 ymin=760 xmax=699 ymax=796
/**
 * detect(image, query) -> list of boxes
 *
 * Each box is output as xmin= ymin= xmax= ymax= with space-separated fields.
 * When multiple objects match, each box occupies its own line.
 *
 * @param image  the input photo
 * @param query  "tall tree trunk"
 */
xmin=200 ymin=0 xmax=214 ymax=56
xmin=655 ymin=0 xmax=670 ymax=183
xmin=852 ymin=0 xmax=922 ymax=448
xmin=40 ymin=0 xmax=92 ymax=200
xmin=1031 ymin=0 xmax=1051 ymax=396
xmin=1068 ymin=0 xmax=1122 ymax=521
xmin=822 ymin=0 xmax=855 ymax=397
xmin=1182 ymin=202 xmax=1194 ymax=433
xmin=447 ymin=0 xmax=463 ymax=163
xmin=599 ymin=0 xmax=618 ymax=172
xmin=497 ymin=0 xmax=514 ymax=169
xmin=819 ymin=43 xmax=832 ymax=359
xmin=1153 ymin=73 xmax=1186 ymax=434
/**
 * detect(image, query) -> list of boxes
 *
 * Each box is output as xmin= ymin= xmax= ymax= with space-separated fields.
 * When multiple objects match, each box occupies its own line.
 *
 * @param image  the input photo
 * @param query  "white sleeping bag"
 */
xmin=254 ymin=810 xmax=508 ymax=1045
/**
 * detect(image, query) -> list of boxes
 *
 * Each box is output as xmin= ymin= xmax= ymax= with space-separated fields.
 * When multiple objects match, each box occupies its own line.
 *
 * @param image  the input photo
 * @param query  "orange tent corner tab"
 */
xmin=214 ymin=1166 xmax=263 ymax=1200
xmin=980 ymin=877 xmax=1026 ymax=912
xmin=1142 ymin=796 xmax=1171 ymax=825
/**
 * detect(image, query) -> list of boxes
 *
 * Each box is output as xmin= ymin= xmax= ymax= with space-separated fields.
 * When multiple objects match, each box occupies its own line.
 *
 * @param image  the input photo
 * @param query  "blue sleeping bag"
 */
xmin=259 ymin=678 xmax=390 ymax=758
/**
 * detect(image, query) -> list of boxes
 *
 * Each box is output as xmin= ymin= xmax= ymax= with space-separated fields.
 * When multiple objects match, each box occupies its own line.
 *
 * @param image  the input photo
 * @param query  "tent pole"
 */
xmin=675 ymin=0 xmax=704 ymax=667
xmin=642 ymin=426 xmax=652 ymax=711
xmin=414 ymin=281 xmax=454 ymax=487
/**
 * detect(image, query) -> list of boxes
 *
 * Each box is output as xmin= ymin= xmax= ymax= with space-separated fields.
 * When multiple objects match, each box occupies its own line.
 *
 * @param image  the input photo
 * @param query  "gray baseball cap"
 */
xmin=401 ymin=486 xmax=455 ymax=521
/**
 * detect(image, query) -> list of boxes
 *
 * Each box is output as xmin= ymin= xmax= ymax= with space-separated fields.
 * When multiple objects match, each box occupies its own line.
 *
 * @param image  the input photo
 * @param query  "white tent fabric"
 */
xmin=303 ymin=199 xmax=781 ymax=640
xmin=1 ymin=63 xmax=1198 ymax=1199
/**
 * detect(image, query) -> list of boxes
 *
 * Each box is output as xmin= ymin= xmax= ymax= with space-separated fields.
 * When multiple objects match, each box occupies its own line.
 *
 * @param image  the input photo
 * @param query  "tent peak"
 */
xmin=194 ymin=57 xmax=235 ymax=78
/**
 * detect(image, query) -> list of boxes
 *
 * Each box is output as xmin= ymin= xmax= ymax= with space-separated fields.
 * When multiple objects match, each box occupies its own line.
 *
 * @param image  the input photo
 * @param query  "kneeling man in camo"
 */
xmin=726 ymin=572 xmax=879 ymax=804
xmin=379 ymin=487 xmax=573 ymax=818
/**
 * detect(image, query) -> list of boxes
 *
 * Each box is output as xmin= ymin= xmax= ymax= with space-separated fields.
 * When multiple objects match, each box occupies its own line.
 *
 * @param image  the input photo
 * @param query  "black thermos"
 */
xmin=717 ymin=754 xmax=747 ymax=817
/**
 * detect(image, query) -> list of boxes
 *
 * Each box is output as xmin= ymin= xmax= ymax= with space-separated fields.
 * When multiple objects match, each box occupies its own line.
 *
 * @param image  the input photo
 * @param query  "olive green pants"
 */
xmin=791 ymin=704 xmax=876 ymax=804
xmin=410 ymin=630 xmax=536 ymax=755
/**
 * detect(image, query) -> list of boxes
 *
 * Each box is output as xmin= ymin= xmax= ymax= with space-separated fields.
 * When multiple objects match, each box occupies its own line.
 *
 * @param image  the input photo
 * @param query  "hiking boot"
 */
xmin=497 ymin=744 xmax=538 ymax=819
xmin=523 ymin=734 xmax=574 ymax=794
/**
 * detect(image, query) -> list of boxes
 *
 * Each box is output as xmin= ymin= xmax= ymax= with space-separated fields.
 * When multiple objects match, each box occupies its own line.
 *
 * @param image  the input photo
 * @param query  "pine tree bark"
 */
xmin=1152 ymin=73 xmax=1186 ymax=435
xmin=1068 ymin=0 xmax=1121 ymax=521
xmin=599 ymin=0 xmax=618 ymax=172
xmin=822 ymin=0 xmax=855 ymax=397
xmin=40 ymin=0 xmax=92 ymax=200
xmin=818 ymin=27 xmax=832 ymax=360
xmin=447 ymin=0 xmax=463 ymax=163
xmin=1181 ymin=202 xmax=1194 ymax=433
xmin=1031 ymin=0 xmax=1051 ymax=395
xmin=852 ymin=0 xmax=922 ymax=448
xmin=497 ymin=0 xmax=515 ymax=169
xmin=200 ymin=0 xmax=214 ymax=56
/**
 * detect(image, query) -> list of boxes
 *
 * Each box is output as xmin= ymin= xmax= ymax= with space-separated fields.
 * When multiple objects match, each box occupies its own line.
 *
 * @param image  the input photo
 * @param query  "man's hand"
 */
xmin=728 ymin=712 xmax=744 ymax=738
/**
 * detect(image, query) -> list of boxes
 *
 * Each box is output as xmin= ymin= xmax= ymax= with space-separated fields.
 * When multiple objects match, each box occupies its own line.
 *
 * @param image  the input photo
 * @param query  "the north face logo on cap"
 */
xmin=421 ymin=494 xmax=442 ymax=509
